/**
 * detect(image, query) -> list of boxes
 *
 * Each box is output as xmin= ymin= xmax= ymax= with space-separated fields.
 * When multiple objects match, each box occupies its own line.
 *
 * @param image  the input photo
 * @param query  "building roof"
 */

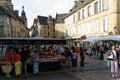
xmin=56 ymin=13 xmax=67 ymax=23
xmin=37 ymin=16 xmax=48 ymax=25
xmin=64 ymin=0 xmax=94 ymax=19
xmin=0 ymin=6 xmax=17 ymax=20
xmin=0 ymin=6 xmax=27 ymax=26
xmin=0 ymin=6 xmax=6 ymax=15
xmin=7 ymin=10 xmax=17 ymax=19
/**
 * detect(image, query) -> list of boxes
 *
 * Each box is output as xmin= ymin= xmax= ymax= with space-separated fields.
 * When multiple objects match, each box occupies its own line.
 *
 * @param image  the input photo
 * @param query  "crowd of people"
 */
xmin=3 ymin=45 xmax=45 ymax=76
xmin=83 ymin=42 xmax=120 ymax=78
xmin=0 ymin=41 xmax=119 ymax=78
xmin=1 ymin=44 xmax=87 ymax=76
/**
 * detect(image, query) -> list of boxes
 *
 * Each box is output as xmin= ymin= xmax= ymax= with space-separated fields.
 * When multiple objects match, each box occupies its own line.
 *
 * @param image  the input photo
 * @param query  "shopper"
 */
xmin=109 ymin=45 xmax=119 ymax=78
xmin=20 ymin=47 xmax=29 ymax=74
xmin=5 ymin=46 xmax=13 ymax=62
xmin=80 ymin=46 xmax=85 ymax=70
xmin=13 ymin=48 xmax=21 ymax=76
xmin=32 ymin=49 xmax=39 ymax=74
xmin=116 ymin=44 xmax=120 ymax=68
xmin=71 ymin=47 xmax=77 ymax=71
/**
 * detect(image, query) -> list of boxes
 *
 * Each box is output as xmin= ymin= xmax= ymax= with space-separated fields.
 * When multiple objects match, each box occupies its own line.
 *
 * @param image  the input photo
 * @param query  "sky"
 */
xmin=12 ymin=0 xmax=74 ymax=28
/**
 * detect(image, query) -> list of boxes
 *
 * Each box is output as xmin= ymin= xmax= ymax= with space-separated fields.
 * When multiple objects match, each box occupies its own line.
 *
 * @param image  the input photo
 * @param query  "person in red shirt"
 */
xmin=13 ymin=48 xmax=21 ymax=76
xmin=5 ymin=47 xmax=12 ymax=62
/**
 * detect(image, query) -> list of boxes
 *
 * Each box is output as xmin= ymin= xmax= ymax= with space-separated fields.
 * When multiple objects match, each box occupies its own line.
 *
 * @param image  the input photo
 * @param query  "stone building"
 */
xmin=31 ymin=15 xmax=55 ymax=38
xmin=55 ymin=13 xmax=67 ymax=38
xmin=0 ymin=0 xmax=28 ymax=38
xmin=64 ymin=0 xmax=120 ymax=40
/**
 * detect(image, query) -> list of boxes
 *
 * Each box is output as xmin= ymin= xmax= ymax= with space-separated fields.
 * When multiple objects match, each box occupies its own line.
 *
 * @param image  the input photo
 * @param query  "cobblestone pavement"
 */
xmin=67 ymin=56 xmax=120 ymax=80
xmin=0 ymin=72 xmax=81 ymax=80
xmin=1 ymin=56 xmax=120 ymax=80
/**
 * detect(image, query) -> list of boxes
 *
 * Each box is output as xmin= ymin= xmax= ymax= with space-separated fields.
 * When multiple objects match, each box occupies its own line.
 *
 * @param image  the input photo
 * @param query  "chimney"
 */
xmin=79 ymin=0 xmax=84 ymax=3
xmin=74 ymin=0 xmax=77 ymax=4
xmin=70 ymin=9 xmax=73 ymax=12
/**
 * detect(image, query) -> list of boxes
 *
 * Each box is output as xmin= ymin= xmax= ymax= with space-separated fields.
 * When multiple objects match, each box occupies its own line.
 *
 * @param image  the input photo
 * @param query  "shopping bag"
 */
xmin=107 ymin=52 xmax=114 ymax=60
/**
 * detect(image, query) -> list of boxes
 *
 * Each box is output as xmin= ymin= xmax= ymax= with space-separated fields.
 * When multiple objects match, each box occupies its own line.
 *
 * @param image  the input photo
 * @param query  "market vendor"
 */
xmin=5 ymin=46 xmax=13 ymax=62
xmin=13 ymin=48 xmax=21 ymax=76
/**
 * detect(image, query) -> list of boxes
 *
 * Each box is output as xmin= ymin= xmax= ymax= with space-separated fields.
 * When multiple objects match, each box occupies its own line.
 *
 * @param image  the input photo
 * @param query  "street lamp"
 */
xmin=113 ymin=26 xmax=118 ymax=35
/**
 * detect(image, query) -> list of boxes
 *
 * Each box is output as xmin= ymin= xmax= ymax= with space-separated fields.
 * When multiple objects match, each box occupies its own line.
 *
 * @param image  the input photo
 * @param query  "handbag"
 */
xmin=107 ymin=52 xmax=114 ymax=60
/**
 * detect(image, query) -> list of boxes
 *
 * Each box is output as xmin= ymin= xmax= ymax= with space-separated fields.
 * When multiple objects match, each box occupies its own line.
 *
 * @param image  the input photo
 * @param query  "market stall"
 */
xmin=27 ymin=54 xmax=66 ymax=73
xmin=0 ymin=38 xmax=67 ymax=75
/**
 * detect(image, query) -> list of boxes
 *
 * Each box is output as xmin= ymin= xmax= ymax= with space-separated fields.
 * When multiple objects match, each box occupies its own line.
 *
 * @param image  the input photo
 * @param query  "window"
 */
xmin=75 ymin=14 xmax=77 ymax=22
xmin=84 ymin=8 xmax=88 ymax=18
xmin=103 ymin=17 xmax=108 ymax=32
xmin=65 ymin=30 xmax=68 ymax=37
xmin=82 ymin=9 xmax=85 ymax=19
xmin=5 ymin=27 xmax=10 ymax=37
xmin=12 ymin=19 xmax=15 ymax=27
xmin=7 ymin=18 xmax=9 ymax=24
xmin=48 ymin=31 xmax=50 ymax=36
xmin=91 ymin=3 xmax=95 ymax=15
xmin=70 ymin=16 xmax=73 ymax=24
xmin=77 ymin=26 xmax=80 ymax=35
xmin=70 ymin=28 xmax=72 ymax=36
xmin=44 ymin=25 xmax=46 ymax=29
xmin=95 ymin=2 xmax=99 ymax=14
xmin=88 ymin=6 xmax=92 ymax=16
xmin=95 ymin=21 xmax=99 ymax=33
xmin=73 ymin=27 xmax=76 ymax=36
xmin=13 ymin=30 xmax=16 ymax=37
xmin=65 ymin=18 xmax=69 ymax=25
xmin=86 ymin=23 xmax=89 ymax=34
xmin=0 ymin=16 xmax=4 ymax=23
xmin=0 ymin=26 xmax=4 ymax=37
xmin=48 ymin=25 xmax=49 ymax=29
xmin=44 ymin=30 xmax=46 ymax=34
xmin=83 ymin=24 xmax=85 ymax=34
xmin=103 ymin=0 xmax=108 ymax=10
xmin=88 ymin=23 xmax=92 ymax=33
xmin=78 ymin=12 xmax=80 ymax=21
xmin=73 ymin=15 xmax=75 ymax=23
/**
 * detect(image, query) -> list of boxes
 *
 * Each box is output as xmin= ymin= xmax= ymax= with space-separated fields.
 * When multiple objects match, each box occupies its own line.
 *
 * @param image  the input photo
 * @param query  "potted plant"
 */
xmin=1 ymin=62 xmax=13 ymax=78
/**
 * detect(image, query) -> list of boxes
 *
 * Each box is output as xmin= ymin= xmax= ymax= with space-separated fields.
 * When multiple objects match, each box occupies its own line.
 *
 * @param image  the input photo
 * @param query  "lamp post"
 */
xmin=113 ymin=27 xmax=118 ymax=35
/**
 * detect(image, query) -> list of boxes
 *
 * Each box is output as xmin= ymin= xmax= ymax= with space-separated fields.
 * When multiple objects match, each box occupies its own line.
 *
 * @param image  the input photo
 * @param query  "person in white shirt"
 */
xmin=110 ymin=45 xmax=119 ymax=78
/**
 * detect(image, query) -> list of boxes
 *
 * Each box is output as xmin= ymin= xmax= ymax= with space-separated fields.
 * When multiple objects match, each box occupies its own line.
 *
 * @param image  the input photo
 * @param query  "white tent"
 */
xmin=80 ymin=36 xmax=103 ymax=43
xmin=80 ymin=35 xmax=120 ymax=43
xmin=101 ymin=35 xmax=120 ymax=41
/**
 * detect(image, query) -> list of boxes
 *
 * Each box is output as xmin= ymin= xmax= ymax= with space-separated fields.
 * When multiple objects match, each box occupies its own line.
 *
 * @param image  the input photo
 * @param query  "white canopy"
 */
xmin=101 ymin=35 xmax=120 ymax=41
xmin=80 ymin=36 xmax=103 ymax=43
xmin=80 ymin=35 xmax=120 ymax=43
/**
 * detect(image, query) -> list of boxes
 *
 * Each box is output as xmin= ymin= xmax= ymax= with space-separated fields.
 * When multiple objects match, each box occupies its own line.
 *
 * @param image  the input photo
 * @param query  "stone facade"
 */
xmin=31 ymin=15 xmax=55 ymax=38
xmin=0 ymin=0 xmax=28 ymax=38
xmin=55 ymin=13 xmax=67 ymax=38
xmin=64 ymin=0 xmax=120 ymax=40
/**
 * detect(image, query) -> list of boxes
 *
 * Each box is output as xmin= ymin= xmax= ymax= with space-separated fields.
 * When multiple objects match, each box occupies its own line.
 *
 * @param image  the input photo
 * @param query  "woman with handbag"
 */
xmin=109 ymin=45 xmax=119 ymax=78
xmin=80 ymin=46 xmax=86 ymax=70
